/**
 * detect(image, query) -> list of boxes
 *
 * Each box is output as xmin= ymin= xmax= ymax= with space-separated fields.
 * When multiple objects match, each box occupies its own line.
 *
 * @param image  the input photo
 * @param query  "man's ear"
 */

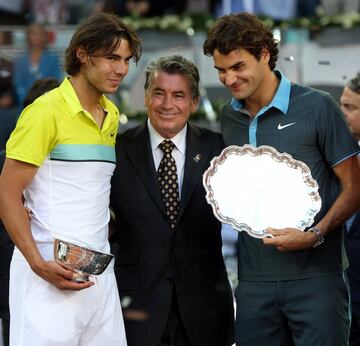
xmin=261 ymin=48 xmax=270 ymax=64
xmin=144 ymin=91 xmax=150 ymax=108
xmin=76 ymin=46 xmax=87 ymax=63
xmin=191 ymin=96 xmax=200 ymax=113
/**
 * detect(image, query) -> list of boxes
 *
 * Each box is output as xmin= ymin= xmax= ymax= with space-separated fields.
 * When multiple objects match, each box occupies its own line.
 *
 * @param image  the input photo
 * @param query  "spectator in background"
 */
xmin=340 ymin=72 xmax=360 ymax=346
xmin=212 ymin=0 xmax=253 ymax=17
xmin=213 ymin=0 xmax=297 ymax=19
xmin=22 ymin=77 xmax=60 ymax=108
xmin=0 ymin=31 xmax=17 ymax=151
xmin=102 ymin=0 xmax=186 ymax=17
xmin=256 ymin=0 xmax=297 ymax=20
xmin=297 ymin=0 xmax=319 ymax=17
xmin=66 ymin=0 xmax=104 ymax=24
xmin=13 ymin=23 xmax=62 ymax=108
xmin=320 ymin=0 xmax=359 ymax=15
xmin=0 ymin=0 xmax=29 ymax=25
xmin=341 ymin=73 xmax=360 ymax=141
xmin=30 ymin=0 xmax=68 ymax=25
xmin=212 ymin=0 xmax=320 ymax=19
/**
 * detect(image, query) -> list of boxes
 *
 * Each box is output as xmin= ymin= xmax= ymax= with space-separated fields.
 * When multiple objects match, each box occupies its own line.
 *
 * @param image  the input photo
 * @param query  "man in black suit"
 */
xmin=110 ymin=55 xmax=234 ymax=346
xmin=340 ymin=73 xmax=360 ymax=346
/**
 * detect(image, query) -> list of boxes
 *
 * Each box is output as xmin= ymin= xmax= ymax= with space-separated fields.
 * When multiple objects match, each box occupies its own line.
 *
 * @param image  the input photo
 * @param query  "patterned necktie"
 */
xmin=157 ymin=140 xmax=179 ymax=229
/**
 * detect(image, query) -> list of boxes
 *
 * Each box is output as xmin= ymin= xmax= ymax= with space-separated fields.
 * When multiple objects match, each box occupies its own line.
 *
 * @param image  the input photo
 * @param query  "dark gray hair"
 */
xmin=144 ymin=55 xmax=200 ymax=99
xmin=347 ymin=72 xmax=360 ymax=94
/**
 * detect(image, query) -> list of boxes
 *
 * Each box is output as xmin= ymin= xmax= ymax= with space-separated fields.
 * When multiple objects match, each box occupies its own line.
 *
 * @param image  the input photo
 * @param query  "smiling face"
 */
xmin=145 ymin=71 xmax=198 ymax=139
xmin=213 ymin=48 xmax=270 ymax=101
xmin=77 ymin=39 xmax=132 ymax=95
xmin=340 ymin=86 xmax=360 ymax=140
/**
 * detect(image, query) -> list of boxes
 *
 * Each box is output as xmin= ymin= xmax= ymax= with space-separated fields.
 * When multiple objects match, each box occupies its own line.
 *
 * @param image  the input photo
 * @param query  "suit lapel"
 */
xmin=123 ymin=123 xmax=167 ymax=217
xmin=178 ymin=124 xmax=209 ymax=220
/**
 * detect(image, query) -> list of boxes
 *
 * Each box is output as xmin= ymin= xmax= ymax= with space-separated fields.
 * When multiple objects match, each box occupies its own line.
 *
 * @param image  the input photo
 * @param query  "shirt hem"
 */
xmin=6 ymin=152 xmax=42 ymax=166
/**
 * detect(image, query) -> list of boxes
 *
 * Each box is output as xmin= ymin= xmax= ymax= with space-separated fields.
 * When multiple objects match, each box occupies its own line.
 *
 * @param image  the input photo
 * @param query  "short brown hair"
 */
xmin=144 ymin=55 xmax=200 ymax=99
xmin=203 ymin=12 xmax=278 ymax=70
xmin=64 ymin=13 xmax=142 ymax=76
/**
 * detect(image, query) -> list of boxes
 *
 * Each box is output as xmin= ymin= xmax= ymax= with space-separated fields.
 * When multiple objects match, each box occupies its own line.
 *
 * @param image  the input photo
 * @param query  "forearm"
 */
xmin=316 ymin=156 xmax=360 ymax=235
xmin=316 ymin=186 xmax=360 ymax=235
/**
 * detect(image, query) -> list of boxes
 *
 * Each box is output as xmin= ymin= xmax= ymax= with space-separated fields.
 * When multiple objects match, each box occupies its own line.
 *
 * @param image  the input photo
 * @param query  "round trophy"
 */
xmin=203 ymin=145 xmax=322 ymax=238
xmin=54 ymin=239 xmax=114 ymax=282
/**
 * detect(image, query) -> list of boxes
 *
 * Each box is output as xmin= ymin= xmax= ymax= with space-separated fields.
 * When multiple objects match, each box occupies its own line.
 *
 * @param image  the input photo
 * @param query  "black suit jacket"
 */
xmin=110 ymin=122 xmax=234 ymax=346
xmin=345 ymin=211 xmax=360 ymax=317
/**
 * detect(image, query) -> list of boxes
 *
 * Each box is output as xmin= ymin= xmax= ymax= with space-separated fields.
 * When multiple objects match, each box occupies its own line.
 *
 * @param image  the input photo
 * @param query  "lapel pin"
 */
xmin=193 ymin=154 xmax=202 ymax=162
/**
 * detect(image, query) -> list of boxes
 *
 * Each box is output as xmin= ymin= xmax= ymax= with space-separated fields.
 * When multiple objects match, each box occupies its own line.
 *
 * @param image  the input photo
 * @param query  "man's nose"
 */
xmin=115 ymin=61 xmax=128 ymax=75
xmin=224 ymin=71 xmax=236 ymax=86
xmin=161 ymin=95 xmax=173 ymax=108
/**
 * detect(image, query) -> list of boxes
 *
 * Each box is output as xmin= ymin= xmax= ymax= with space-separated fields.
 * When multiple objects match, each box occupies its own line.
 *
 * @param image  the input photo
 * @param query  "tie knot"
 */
xmin=159 ymin=140 xmax=175 ymax=154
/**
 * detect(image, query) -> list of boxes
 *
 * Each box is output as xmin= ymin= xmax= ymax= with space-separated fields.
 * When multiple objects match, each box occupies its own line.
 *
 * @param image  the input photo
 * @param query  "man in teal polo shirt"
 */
xmin=203 ymin=12 xmax=360 ymax=346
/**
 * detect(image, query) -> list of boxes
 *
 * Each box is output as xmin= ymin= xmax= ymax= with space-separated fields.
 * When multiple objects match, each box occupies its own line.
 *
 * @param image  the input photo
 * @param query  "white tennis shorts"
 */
xmin=9 ymin=250 xmax=127 ymax=346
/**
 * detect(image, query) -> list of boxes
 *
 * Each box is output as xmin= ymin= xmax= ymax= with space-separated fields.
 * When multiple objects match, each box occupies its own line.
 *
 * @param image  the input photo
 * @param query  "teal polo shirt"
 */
xmin=230 ymin=70 xmax=290 ymax=147
xmin=221 ymin=70 xmax=360 ymax=281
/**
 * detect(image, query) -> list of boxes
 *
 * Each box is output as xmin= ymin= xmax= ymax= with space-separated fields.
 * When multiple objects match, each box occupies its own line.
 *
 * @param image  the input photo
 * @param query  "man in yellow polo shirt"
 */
xmin=0 ymin=13 xmax=141 ymax=346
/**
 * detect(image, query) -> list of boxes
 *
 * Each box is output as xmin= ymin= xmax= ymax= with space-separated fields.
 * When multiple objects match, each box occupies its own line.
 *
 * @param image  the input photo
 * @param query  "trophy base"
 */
xmin=72 ymin=271 xmax=90 ymax=283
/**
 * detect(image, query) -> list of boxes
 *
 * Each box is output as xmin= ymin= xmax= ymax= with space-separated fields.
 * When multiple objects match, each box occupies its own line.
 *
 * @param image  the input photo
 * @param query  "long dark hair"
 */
xmin=64 ymin=13 xmax=142 ymax=75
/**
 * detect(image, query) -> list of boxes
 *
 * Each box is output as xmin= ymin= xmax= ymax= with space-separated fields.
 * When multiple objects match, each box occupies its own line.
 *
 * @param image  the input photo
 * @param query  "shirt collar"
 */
xmin=230 ymin=70 xmax=291 ymax=115
xmin=147 ymin=119 xmax=187 ymax=155
xmin=59 ymin=77 xmax=83 ymax=117
xmin=59 ymin=77 xmax=112 ymax=118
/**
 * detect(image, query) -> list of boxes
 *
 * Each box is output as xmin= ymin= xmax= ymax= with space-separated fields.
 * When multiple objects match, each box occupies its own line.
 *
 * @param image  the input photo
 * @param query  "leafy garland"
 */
xmin=121 ymin=12 xmax=360 ymax=34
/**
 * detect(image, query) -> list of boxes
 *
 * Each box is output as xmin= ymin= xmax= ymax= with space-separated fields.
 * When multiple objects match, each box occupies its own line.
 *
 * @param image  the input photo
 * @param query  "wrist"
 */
xmin=308 ymin=226 xmax=325 ymax=248
xmin=29 ymin=255 xmax=46 ymax=275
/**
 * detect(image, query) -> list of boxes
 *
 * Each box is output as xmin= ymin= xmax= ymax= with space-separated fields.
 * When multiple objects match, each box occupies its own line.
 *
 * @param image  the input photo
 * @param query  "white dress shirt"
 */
xmin=147 ymin=120 xmax=187 ymax=198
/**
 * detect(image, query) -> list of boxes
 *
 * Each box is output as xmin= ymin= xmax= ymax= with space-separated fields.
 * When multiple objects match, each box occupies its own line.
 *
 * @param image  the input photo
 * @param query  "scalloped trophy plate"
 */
xmin=203 ymin=145 xmax=322 ymax=238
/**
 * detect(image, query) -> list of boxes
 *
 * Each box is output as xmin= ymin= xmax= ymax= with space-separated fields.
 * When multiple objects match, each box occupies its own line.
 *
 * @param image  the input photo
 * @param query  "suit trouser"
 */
xmin=159 ymin=289 xmax=191 ymax=346
xmin=2 ymin=319 xmax=9 ymax=346
xmin=235 ymin=274 xmax=350 ymax=346
xmin=349 ymin=314 xmax=360 ymax=346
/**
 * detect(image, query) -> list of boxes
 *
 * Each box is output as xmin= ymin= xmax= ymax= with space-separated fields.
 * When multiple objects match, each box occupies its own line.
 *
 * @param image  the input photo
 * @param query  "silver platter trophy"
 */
xmin=54 ymin=239 xmax=114 ymax=282
xmin=203 ymin=145 xmax=322 ymax=238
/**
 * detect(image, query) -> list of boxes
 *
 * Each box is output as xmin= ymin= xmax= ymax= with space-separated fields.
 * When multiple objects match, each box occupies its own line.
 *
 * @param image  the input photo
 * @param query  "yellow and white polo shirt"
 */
xmin=6 ymin=77 xmax=119 ymax=259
